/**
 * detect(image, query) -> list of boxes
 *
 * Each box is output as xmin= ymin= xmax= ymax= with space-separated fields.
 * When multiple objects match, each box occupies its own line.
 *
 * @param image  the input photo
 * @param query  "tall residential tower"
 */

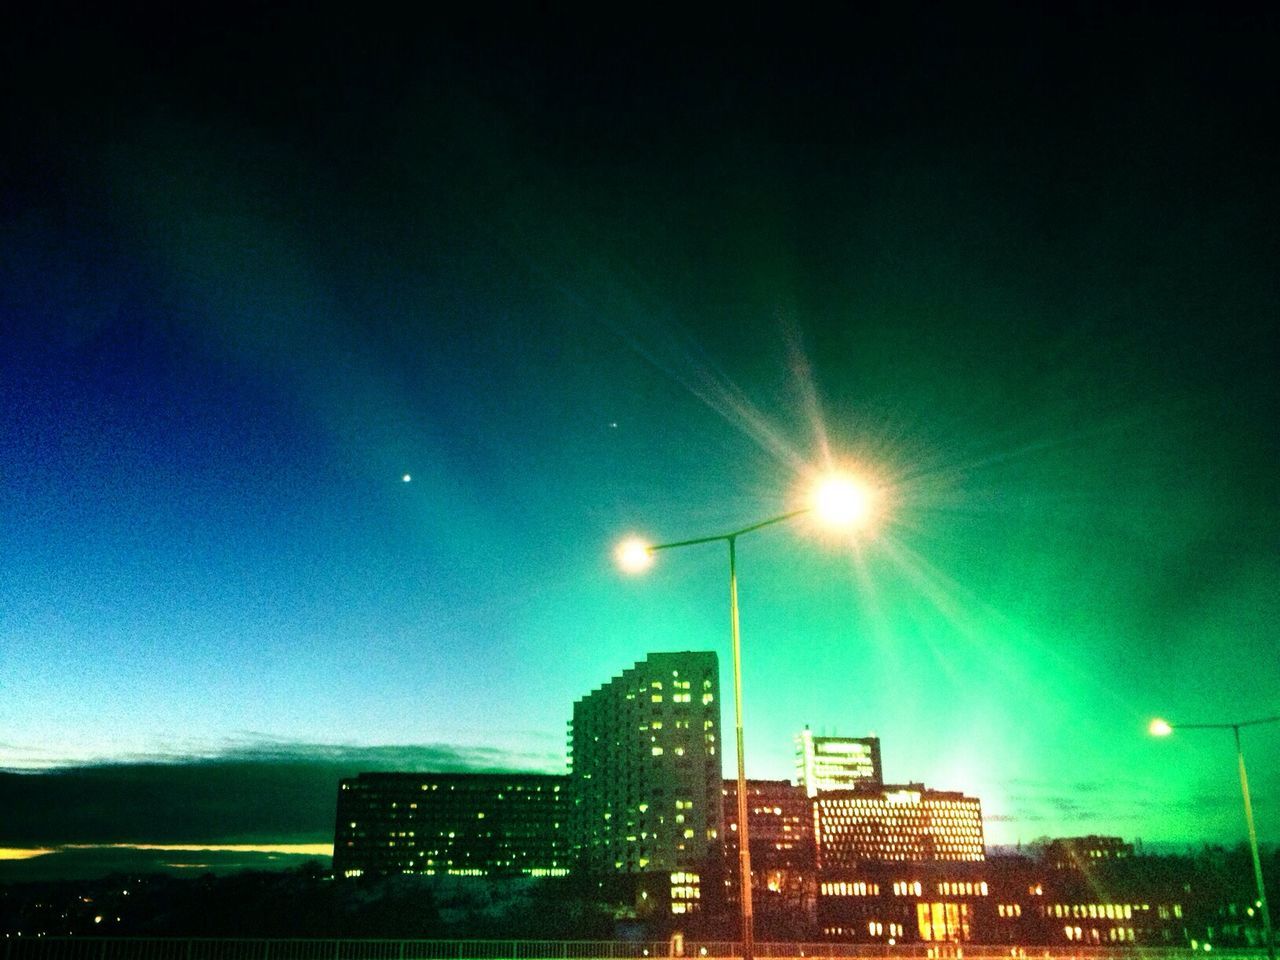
xmin=569 ymin=651 xmax=724 ymax=874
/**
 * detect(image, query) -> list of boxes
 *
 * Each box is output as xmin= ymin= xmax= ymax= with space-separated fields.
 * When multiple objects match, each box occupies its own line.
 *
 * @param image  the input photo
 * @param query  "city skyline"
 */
xmin=3 ymin=5 xmax=1278 ymax=879
xmin=2 ymin=651 xmax=1276 ymax=881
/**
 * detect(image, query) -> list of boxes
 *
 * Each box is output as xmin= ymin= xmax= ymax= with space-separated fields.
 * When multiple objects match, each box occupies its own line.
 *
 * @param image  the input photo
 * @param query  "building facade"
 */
xmin=1043 ymin=835 xmax=1135 ymax=870
xmin=722 ymin=779 xmax=817 ymax=937
xmin=814 ymin=783 xmax=985 ymax=867
xmin=569 ymin=651 xmax=724 ymax=875
xmin=722 ymin=779 xmax=815 ymax=873
xmin=795 ymin=729 xmax=882 ymax=797
xmin=815 ymin=860 xmax=991 ymax=942
xmin=333 ymin=772 xmax=569 ymax=879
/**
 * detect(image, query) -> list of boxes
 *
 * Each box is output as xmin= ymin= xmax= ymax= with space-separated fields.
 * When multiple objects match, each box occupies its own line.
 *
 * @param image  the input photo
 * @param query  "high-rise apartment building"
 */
xmin=333 ymin=772 xmax=569 ymax=879
xmin=569 ymin=651 xmax=724 ymax=874
xmin=814 ymin=783 xmax=984 ymax=866
xmin=796 ymin=728 xmax=882 ymax=796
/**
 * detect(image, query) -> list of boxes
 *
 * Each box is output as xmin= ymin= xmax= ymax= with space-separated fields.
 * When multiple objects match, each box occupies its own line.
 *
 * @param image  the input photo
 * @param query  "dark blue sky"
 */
xmin=2 ymin=5 xmax=1278 ymax=866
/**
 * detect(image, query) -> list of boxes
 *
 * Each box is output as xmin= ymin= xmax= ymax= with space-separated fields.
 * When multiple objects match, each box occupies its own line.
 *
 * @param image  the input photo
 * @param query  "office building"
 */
xmin=333 ymin=772 xmax=569 ymax=879
xmin=569 ymin=651 xmax=724 ymax=875
xmin=1044 ymin=835 xmax=1134 ymax=870
xmin=815 ymin=860 xmax=991 ymax=942
xmin=722 ymin=779 xmax=815 ymax=872
xmin=723 ymin=779 xmax=817 ymax=935
xmin=814 ymin=783 xmax=984 ymax=867
xmin=796 ymin=728 xmax=882 ymax=796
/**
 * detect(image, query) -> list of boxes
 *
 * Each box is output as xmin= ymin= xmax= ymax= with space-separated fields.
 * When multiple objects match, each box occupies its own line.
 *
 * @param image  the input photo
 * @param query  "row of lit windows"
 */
xmin=938 ymin=881 xmax=988 ymax=896
xmin=820 ymin=802 xmax=976 ymax=813
xmin=821 ymin=798 xmax=978 ymax=810
xmin=822 ymin=881 xmax=880 ymax=896
xmin=1051 ymin=903 xmax=1136 ymax=920
xmin=342 ymin=781 xmax=560 ymax=794
xmin=865 ymin=921 xmax=905 ymax=938
xmin=825 ymin=851 xmax=984 ymax=863
xmin=998 ymin=904 xmax=1022 ymax=918
xmin=645 ymin=693 xmax=714 ymax=704
xmin=820 ymin=823 xmax=982 ymax=837
xmin=821 ymin=822 xmax=982 ymax=836
xmin=1064 ymin=926 xmax=1135 ymax=942
xmin=343 ymin=860 xmax=566 ymax=877
xmin=830 ymin=833 xmax=983 ymax=844
xmin=825 ymin=841 xmax=984 ymax=854
xmin=639 ymin=720 xmax=711 ymax=731
xmin=824 ymin=817 xmax=978 ymax=831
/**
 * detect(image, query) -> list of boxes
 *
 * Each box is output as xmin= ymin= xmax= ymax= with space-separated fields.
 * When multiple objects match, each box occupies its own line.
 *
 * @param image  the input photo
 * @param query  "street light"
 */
xmin=617 ymin=470 xmax=878 ymax=960
xmin=1150 ymin=714 xmax=1279 ymax=960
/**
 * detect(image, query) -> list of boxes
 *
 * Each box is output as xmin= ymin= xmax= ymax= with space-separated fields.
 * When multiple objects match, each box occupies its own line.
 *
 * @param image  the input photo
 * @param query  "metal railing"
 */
xmin=1 ymin=943 xmax=1268 ymax=960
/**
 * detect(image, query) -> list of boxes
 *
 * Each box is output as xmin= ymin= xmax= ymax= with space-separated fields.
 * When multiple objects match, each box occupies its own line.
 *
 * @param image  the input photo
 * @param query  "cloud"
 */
xmin=995 ymin=777 xmax=1162 ymax=829
xmin=0 ymin=740 xmax=563 ymax=847
xmin=0 ymin=845 xmax=329 ymax=883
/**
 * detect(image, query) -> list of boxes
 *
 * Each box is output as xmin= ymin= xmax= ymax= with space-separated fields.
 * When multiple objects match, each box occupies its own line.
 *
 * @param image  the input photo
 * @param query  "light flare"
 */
xmin=811 ymin=473 xmax=875 ymax=528
xmin=615 ymin=537 xmax=655 ymax=574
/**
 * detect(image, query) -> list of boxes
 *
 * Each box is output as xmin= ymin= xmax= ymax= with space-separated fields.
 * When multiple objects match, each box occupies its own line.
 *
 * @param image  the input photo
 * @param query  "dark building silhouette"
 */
xmin=722 ymin=779 xmax=817 ymax=936
xmin=333 ymin=772 xmax=569 ymax=879
xmin=1044 ymin=835 xmax=1134 ymax=870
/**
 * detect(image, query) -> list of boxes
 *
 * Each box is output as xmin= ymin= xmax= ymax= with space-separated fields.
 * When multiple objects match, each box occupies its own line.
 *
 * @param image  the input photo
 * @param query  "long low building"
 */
xmin=333 ymin=772 xmax=570 ymax=879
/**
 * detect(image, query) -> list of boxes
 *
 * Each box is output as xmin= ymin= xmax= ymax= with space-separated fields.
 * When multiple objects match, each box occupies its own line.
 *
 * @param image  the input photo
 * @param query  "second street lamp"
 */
xmin=616 ymin=471 xmax=877 ymax=960
xmin=1150 ymin=714 xmax=1279 ymax=960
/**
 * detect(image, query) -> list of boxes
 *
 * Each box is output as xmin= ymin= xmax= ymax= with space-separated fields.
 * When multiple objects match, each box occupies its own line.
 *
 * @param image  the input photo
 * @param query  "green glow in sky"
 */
xmin=2 ymin=7 xmax=1277 ymax=857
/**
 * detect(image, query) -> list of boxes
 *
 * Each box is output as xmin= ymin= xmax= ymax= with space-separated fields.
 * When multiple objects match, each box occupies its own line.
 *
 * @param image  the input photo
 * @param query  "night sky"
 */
xmin=2 ymin=6 xmax=1278 ymax=873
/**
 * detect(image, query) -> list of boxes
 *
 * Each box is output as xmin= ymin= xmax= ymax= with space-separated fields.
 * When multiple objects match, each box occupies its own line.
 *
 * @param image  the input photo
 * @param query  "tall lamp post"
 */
xmin=616 ymin=474 xmax=876 ymax=960
xmin=1150 ymin=715 xmax=1279 ymax=960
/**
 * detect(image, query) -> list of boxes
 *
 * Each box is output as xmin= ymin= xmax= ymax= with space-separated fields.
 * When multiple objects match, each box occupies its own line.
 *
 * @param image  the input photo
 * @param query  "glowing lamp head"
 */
xmin=615 ymin=537 xmax=655 ymax=574
xmin=1149 ymin=718 xmax=1173 ymax=737
xmin=811 ymin=473 xmax=874 ymax=529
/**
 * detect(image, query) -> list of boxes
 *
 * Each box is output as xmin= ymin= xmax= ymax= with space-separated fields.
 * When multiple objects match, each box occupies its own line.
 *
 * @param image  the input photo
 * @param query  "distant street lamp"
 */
xmin=617 ymin=471 xmax=879 ymax=960
xmin=1150 ymin=715 xmax=1279 ymax=960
